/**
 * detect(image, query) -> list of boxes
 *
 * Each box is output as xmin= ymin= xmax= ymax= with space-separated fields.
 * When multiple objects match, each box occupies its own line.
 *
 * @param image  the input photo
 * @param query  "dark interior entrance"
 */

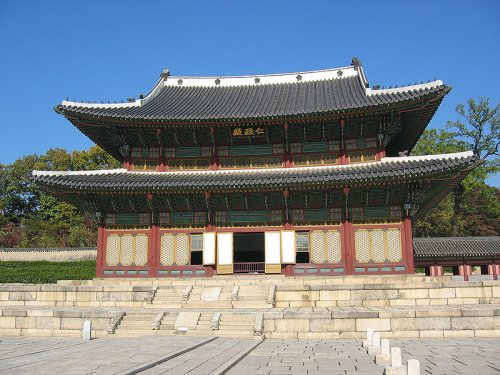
xmin=233 ymin=232 xmax=265 ymax=273
xmin=234 ymin=232 xmax=265 ymax=262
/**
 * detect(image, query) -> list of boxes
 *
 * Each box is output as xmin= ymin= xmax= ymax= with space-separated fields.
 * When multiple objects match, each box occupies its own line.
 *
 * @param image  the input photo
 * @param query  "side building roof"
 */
xmin=414 ymin=237 xmax=500 ymax=258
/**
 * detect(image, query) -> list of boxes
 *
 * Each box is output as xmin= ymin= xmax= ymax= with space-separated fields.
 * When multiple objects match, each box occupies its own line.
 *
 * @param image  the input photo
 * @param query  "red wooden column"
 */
xmin=204 ymin=191 xmax=216 ymax=277
xmin=96 ymin=224 xmax=106 ymax=277
xmin=342 ymin=187 xmax=353 ymax=274
xmin=149 ymin=225 xmax=159 ymax=277
xmin=210 ymin=126 xmax=220 ymax=170
xmin=283 ymin=122 xmax=292 ymax=168
xmin=459 ymin=265 xmax=472 ymax=281
xmin=488 ymin=264 xmax=499 ymax=280
xmin=147 ymin=193 xmax=159 ymax=277
xmin=403 ymin=216 xmax=415 ymax=274
xmin=340 ymin=119 xmax=348 ymax=165
xmin=430 ymin=265 xmax=443 ymax=276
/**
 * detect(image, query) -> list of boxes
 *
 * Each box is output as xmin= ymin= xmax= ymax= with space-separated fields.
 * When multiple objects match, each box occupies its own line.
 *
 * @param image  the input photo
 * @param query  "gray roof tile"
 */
xmin=31 ymin=152 xmax=477 ymax=193
xmin=414 ymin=237 xmax=500 ymax=257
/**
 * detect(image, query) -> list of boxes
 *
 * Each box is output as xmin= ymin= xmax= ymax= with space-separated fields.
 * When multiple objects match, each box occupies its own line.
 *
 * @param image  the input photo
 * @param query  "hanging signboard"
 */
xmin=231 ymin=126 xmax=267 ymax=138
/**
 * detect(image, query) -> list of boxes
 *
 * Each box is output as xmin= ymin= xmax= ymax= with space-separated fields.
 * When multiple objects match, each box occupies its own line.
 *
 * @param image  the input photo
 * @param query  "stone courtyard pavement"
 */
xmin=0 ymin=336 xmax=499 ymax=375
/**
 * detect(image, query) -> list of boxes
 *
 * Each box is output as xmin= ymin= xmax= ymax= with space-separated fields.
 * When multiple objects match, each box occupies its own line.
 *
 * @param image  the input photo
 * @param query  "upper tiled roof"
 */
xmin=414 ymin=237 xmax=500 ymax=257
xmin=31 ymin=151 xmax=477 ymax=192
xmin=55 ymin=63 xmax=448 ymax=122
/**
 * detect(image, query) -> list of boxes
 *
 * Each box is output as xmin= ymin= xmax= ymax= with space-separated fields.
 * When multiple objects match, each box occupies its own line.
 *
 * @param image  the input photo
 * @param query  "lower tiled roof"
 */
xmin=413 ymin=237 xmax=500 ymax=257
xmin=31 ymin=152 xmax=477 ymax=192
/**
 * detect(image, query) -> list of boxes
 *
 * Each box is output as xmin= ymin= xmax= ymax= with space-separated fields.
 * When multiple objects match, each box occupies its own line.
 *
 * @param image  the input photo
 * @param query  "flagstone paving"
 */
xmin=0 ymin=336 xmax=499 ymax=374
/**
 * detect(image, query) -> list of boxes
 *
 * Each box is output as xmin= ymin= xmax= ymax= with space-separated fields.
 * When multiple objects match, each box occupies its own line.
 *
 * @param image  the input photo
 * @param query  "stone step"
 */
xmin=119 ymin=323 xmax=153 ymax=330
xmin=216 ymin=330 xmax=255 ymax=337
xmin=159 ymin=324 xmax=175 ymax=330
xmin=232 ymin=301 xmax=271 ymax=308
xmin=183 ymin=301 xmax=232 ymax=308
xmin=146 ymin=304 xmax=182 ymax=309
xmin=113 ymin=329 xmax=156 ymax=337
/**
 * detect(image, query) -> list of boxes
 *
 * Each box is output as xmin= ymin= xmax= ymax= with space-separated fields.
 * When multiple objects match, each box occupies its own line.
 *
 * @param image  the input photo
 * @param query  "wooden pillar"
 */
xmin=342 ymin=186 xmax=353 ymax=274
xmin=96 ymin=225 xmax=106 ymax=277
xmin=123 ymin=157 xmax=132 ymax=171
xmin=430 ymin=265 xmax=443 ymax=277
xmin=283 ymin=122 xmax=292 ymax=168
xmin=340 ymin=119 xmax=348 ymax=165
xmin=403 ymin=216 xmax=415 ymax=274
xmin=459 ymin=265 xmax=472 ymax=281
xmin=343 ymin=219 xmax=353 ymax=275
xmin=282 ymin=189 xmax=291 ymax=229
xmin=488 ymin=264 xmax=500 ymax=280
xmin=149 ymin=224 xmax=159 ymax=277
xmin=210 ymin=126 xmax=220 ymax=170
xmin=376 ymin=148 xmax=386 ymax=160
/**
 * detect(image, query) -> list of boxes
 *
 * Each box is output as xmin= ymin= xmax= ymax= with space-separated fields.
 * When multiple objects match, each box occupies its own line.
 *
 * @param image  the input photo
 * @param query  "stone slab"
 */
xmin=174 ymin=312 xmax=200 ymax=330
xmin=201 ymin=287 xmax=221 ymax=301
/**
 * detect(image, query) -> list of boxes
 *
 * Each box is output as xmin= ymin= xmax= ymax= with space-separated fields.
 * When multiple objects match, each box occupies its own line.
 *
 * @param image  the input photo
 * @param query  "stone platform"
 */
xmin=0 ymin=275 xmax=499 ymax=339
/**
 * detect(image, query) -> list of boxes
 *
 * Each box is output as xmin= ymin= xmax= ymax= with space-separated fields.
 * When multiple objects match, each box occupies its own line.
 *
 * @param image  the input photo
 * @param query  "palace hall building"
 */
xmin=31 ymin=59 xmax=478 ymax=278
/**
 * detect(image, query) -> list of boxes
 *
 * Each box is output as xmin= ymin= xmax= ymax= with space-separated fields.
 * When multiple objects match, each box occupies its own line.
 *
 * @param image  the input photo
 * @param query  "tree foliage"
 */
xmin=0 ymin=146 xmax=119 ymax=248
xmin=412 ymin=98 xmax=499 ymax=237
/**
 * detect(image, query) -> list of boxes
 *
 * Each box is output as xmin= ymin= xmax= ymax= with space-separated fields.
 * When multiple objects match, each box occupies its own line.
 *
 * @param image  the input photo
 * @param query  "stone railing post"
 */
xmin=144 ymin=287 xmax=158 ymax=304
xmin=183 ymin=286 xmax=193 ymax=302
xmin=106 ymin=312 xmax=125 ymax=334
xmin=152 ymin=312 xmax=165 ymax=330
xmin=231 ymin=286 xmax=239 ymax=301
xmin=211 ymin=312 xmax=221 ymax=330
xmin=266 ymin=285 xmax=276 ymax=306
xmin=254 ymin=313 xmax=264 ymax=336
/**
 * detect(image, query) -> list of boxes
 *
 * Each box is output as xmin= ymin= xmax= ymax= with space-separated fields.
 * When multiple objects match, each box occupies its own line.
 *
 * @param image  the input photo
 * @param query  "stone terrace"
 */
xmin=0 ymin=275 xmax=499 ymax=339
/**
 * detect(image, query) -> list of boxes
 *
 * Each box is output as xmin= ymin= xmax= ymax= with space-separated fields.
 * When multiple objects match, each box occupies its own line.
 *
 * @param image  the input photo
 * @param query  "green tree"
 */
xmin=446 ymin=97 xmax=499 ymax=178
xmin=0 ymin=146 xmax=119 ymax=247
xmin=412 ymin=99 xmax=500 ymax=237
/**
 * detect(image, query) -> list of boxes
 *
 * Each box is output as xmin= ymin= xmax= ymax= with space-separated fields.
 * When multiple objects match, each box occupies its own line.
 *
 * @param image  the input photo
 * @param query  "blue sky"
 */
xmin=0 ymin=0 xmax=498 ymax=185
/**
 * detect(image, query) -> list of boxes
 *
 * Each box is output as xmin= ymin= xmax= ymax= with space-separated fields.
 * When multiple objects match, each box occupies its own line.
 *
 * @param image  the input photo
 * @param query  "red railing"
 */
xmin=233 ymin=262 xmax=265 ymax=273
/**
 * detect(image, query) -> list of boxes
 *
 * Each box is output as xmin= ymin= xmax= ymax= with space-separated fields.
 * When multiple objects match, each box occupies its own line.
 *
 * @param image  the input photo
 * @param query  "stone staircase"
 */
xmin=157 ymin=312 xmax=178 ymax=331
xmin=1 ymin=275 xmax=499 ymax=339
xmin=183 ymin=286 xmax=232 ymax=308
xmin=216 ymin=313 xmax=256 ymax=337
xmin=233 ymin=285 xmax=271 ymax=308
xmin=114 ymin=312 xmax=157 ymax=337
xmin=148 ymin=286 xmax=185 ymax=308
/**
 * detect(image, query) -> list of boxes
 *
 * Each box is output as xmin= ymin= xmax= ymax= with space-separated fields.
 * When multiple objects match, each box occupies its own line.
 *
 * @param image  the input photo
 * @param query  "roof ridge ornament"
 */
xmin=161 ymin=69 xmax=170 ymax=79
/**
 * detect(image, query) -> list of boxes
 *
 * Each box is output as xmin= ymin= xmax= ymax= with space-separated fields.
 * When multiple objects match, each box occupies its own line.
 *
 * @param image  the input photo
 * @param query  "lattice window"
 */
xmin=387 ymin=229 xmax=402 ymax=261
xmin=160 ymin=234 xmax=175 ymax=266
xmin=131 ymin=148 xmax=159 ymax=159
xmin=120 ymin=235 xmax=134 ymax=266
xmin=105 ymin=213 xmax=151 ymax=226
xmin=168 ymin=158 xmax=211 ymax=170
xmin=272 ymin=144 xmax=284 ymax=155
xmin=326 ymin=230 xmax=341 ymax=263
xmin=310 ymin=231 xmax=325 ymax=264
xmin=355 ymin=230 xmax=370 ymax=262
xmin=371 ymin=230 xmax=385 ymax=262
xmin=135 ymin=235 xmax=148 ymax=266
xmin=355 ymin=227 xmax=402 ymax=263
xmin=106 ymin=235 xmax=120 ymax=266
xmin=176 ymin=234 xmax=190 ymax=266
xmin=106 ymin=233 xmax=149 ymax=266
xmin=220 ymin=156 xmax=282 ymax=169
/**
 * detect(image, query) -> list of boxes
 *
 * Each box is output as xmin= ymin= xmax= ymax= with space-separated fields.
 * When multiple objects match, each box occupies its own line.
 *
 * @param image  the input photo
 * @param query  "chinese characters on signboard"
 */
xmin=231 ymin=126 xmax=266 ymax=137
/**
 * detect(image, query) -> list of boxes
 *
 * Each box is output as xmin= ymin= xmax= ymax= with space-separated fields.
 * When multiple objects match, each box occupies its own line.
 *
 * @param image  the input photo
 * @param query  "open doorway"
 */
xmin=233 ymin=232 xmax=265 ymax=273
